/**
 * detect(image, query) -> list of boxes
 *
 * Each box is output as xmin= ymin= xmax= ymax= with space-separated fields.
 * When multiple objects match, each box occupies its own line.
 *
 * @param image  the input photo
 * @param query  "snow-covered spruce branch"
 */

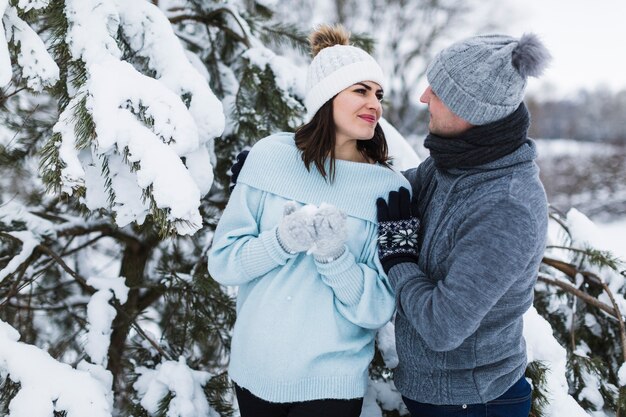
xmin=540 ymin=257 xmax=626 ymax=363
xmin=0 ymin=230 xmax=171 ymax=360
xmin=3 ymin=0 xmax=225 ymax=236
xmin=167 ymin=7 xmax=251 ymax=47
xmin=0 ymin=2 xmax=59 ymax=90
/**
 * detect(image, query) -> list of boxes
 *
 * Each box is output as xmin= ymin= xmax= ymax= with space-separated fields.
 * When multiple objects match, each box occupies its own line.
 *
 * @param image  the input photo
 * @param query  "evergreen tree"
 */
xmin=2 ymin=1 xmax=625 ymax=416
xmin=1 ymin=0 xmax=306 ymax=415
xmin=535 ymin=207 xmax=626 ymax=416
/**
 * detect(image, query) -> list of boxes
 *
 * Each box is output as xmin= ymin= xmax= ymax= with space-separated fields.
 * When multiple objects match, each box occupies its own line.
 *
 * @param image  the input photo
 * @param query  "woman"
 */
xmin=208 ymin=25 xmax=411 ymax=417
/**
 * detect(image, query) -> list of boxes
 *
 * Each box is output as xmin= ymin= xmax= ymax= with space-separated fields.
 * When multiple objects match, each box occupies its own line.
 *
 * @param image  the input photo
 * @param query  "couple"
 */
xmin=208 ymin=24 xmax=550 ymax=417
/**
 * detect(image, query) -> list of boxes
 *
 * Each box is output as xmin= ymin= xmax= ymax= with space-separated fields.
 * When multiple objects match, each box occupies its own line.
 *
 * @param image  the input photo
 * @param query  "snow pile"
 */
xmin=0 ymin=320 xmax=113 ymax=417
xmin=134 ymin=356 xmax=219 ymax=417
xmin=523 ymin=307 xmax=590 ymax=416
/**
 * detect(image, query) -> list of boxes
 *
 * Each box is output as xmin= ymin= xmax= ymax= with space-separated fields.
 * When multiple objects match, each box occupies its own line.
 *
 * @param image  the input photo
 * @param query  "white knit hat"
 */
xmin=305 ymin=42 xmax=386 ymax=121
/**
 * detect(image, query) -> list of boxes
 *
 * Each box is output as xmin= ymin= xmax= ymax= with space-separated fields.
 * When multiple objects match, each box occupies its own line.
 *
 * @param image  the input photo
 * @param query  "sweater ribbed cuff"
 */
xmin=315 ymin=249 xmax=364 ymax=306
xmin=241 ymin=227 xmax=296 ymax=279
xmin=313 ymin=246 xmax=346 ymax=264
xmin=387 ymin=260 xmax=421 ymax=290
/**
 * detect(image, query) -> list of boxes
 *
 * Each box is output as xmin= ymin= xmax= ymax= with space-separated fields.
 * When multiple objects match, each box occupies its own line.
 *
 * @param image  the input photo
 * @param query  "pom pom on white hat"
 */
xmin=305 ymin=26 xmax=386 ymax=121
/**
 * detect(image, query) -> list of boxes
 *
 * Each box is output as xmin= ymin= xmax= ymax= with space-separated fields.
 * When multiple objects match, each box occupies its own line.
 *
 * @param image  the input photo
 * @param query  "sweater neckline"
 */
xmin=237 ymin=133 xmax=409 ymax=223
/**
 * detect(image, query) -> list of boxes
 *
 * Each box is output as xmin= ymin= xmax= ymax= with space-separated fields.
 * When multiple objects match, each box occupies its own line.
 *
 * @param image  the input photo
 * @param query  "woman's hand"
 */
xmin=276 ymin=202 xmax=317 ymax=254
xmin=310 ymin=203 xmax=347 ymax=262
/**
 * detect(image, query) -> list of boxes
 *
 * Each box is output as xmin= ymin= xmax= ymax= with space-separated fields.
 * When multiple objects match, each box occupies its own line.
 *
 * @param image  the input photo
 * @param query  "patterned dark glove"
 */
xmin=229 ymin=150 xmax=249 ymax=192
xmin=376 ymin=186 xmax=420 ymax=274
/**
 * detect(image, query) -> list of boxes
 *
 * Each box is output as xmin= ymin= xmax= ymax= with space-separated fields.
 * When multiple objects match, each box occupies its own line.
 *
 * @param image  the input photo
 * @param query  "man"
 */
xmin=376 ymin=33 xmax=551 ymax=416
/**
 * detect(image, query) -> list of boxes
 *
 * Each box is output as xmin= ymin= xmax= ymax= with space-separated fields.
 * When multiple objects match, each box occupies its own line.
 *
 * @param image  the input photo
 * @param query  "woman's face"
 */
xmin=332 ymin=81 xmax=383 ymax=144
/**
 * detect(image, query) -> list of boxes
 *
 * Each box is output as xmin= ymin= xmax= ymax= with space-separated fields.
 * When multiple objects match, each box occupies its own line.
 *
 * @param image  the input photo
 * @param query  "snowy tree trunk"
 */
xmin=108 ymin=238 xmax=157 ymax=398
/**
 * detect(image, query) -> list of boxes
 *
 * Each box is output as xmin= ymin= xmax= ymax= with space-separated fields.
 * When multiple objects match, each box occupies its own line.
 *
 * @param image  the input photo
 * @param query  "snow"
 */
xmin=363 ymin=379 xmax=406 ymax=417
xmin=376 ymin=321 xmax=398 ymax=368
xmin=134 ymin=356 xmax=219 ymax=417
xmin=0 ymin=201 xmax=56 ymax=237
xmin=85 ymin=153 xmax=150 ymax=228
xmin=619 ymin=363 xmax=626 ymax=387
xmin=564 ymin=209 xmax=626 ymax=312
xmin=0 ymin=321 xmax=113 ymax=417
xmin=0 ymin=0 xmax=11 ymax=87
xmin=55 ymin=97 xmax=86 ymax=194
xmin=63 ymin=0 xmax=122 ymax=65
xmin=535 ymin=139 xmax=617 ymax=158
xmin=244 ymin=47 xmax=306 ymax=100
xmin=380 ymin=118 xmax=422 ymax=171
xmin=49 ymin=0 xmax=225 ymax=235
xmin=3 ymin=5 xmax=59 ymax=91
xmin=595 ymin=218 xmax=626 ymax=262
xmin=1 ymin=0 xmax=624 ymax=414
xmin=116 ymin=0 xmax=225 ymax=146
xmin=579 ymin=365 xmax=605 ymax=411
xmin=0 ymin=230 xmax=39 ymax=283
xmin=17 ymin=0 xmax=49 ymax=12
xmin=84 ymin=276 xmax=129 ymax=367
xmin=523 ymin=307 xmax=590 ymax=416
xmin=87 ymin=60 xmax=204 ymax=232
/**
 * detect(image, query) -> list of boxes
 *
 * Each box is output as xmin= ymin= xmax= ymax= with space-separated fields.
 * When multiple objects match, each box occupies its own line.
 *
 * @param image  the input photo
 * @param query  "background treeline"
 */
xmin=527 ymin=88 xmax=626 ymax=143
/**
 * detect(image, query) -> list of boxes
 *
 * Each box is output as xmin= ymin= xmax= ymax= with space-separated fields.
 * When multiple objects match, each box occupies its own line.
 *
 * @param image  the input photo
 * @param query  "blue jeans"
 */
xmin=402 ymin=376 xmax=532 ymax=417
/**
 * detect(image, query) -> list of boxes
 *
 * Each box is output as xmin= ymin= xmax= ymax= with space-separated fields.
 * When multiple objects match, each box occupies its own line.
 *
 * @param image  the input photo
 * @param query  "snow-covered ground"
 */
xmin=596 ymin=218 xmax=626 ymax=261
xmin=534 ymin=138 xmax=626 ymax=263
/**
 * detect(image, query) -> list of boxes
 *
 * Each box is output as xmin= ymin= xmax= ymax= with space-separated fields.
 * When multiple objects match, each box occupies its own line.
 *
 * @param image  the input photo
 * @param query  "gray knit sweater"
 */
xmin=389 ymin=140 xmax=548 ymax=405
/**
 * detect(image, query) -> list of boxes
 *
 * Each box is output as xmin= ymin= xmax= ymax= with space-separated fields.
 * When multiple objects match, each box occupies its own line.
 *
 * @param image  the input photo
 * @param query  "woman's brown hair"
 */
xmin=294 ymin=99 xmax=391 ymax=182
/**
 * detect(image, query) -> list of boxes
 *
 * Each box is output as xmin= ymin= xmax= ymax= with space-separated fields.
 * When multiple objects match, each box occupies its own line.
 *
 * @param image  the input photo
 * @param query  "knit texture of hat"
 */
xmin=426 ymin=33 xmax=551 ymax=125
xmin=305 ymin=44 xmax=386 ymax=120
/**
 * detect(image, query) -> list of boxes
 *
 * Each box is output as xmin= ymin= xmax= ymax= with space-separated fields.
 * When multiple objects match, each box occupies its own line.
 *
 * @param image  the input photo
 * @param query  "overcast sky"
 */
xmin=504 ymin=0 xmax=626 ymax=98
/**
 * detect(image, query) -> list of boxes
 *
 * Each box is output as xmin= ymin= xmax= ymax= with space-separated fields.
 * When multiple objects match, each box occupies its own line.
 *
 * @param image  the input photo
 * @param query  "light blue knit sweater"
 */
xmin=208 ymin=132 xmax=410 ymax=403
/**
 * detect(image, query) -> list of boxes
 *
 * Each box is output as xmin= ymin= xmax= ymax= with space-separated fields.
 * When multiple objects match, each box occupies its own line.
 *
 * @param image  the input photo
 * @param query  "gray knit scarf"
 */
xmin=423 ymin=103 xmax=531 ymax=170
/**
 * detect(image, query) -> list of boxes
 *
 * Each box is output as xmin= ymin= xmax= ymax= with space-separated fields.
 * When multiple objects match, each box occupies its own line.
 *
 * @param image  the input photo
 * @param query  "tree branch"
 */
xmin=1 ymin=232 xmax=170 ymax=360
xmin=537 ymin=274 xmax=617 ymax=318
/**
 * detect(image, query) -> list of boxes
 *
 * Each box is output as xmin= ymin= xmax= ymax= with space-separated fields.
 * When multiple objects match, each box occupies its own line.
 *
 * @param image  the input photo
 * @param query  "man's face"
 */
xmin=420 ymin=86 xmax=473 ymax=137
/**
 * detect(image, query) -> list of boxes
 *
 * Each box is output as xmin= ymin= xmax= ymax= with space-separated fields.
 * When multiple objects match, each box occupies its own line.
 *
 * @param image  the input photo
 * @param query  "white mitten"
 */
xmin=276 ymin=201 xmax=317 ymax=253
xmin=310 ymin=203 xmax=347 ymax=262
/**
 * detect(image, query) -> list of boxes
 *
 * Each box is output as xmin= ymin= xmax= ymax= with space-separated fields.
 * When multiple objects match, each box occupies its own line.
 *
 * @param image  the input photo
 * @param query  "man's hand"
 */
xmin=376 ymin=187 xmax=420 ymax=274
xmin=229 ymin=150 xmax=249 ymax=192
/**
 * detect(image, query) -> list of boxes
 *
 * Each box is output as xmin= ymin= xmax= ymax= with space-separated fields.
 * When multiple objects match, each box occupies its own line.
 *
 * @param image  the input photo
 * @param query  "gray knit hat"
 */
xmin=426 ymin=33 xmax=551 ymax=125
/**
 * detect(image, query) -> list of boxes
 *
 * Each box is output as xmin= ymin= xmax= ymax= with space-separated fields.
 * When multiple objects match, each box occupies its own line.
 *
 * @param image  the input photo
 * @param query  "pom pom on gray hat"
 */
xmin=426 ymin=33 xmax=552 ymax=125
xmin=512 ymin=33 xmax=551 ymax=77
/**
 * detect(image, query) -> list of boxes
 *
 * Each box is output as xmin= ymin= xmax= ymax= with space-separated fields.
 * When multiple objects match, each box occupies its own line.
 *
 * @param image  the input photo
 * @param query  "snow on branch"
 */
xmin=84 ymin=276 xmax=129 ymax=367
xmin=0 ymin=231 xmax=38 ymax=283
xmin=115 ymin=0 xmax=224 ymax=146
xmin=0 ymin=201 xmax=56 ymax=237
xmin=134 ymin=356 xmax=219 ymax=417
xmin=0 ymin=320 xmax=113 ymax=417
xmin=0 ymin=0 xmax=12 ymax=87
xmin=523 ymin=307 xmax=590 ymax=416
xmin=115 ymin=0 xmax=225 ymax=195
xmin=2 ymin=5 xmax=59 ymax=91
xmin=50 ymin=0 xmax=225 ymax=235
xmin=16 ymin=0 xmax=50 ymax=12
